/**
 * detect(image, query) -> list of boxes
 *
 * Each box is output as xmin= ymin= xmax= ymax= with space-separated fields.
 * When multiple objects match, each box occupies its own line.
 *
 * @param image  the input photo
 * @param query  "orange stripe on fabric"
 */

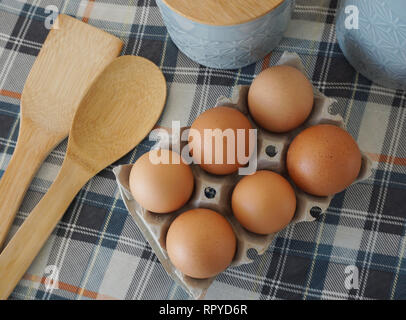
xmin=366 ymin=152 xmax=406 ymax=166
xmin=82 ymin=0 xmax=96 ymax=23
xmin=0 ymin=89 xmax=21 ymax=100
xmin=22 ymin=273 xmax=117 ymax=300
xmin=261 ymin=53 xmax=271 ymax=71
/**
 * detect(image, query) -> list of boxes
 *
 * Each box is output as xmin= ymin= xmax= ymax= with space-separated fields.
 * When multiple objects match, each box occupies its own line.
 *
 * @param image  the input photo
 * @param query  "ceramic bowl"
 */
xmin=156 ymin=0 xmax=294 ymax=69
xmin=336 ymin=0 xmax=406 ymax=90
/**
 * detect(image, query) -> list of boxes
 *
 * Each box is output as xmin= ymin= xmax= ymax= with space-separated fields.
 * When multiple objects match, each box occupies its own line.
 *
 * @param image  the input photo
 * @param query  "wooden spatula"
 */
xmin=0 ymin=55 xmax=167 ymax=299
xmin=0 ymin=14 xmax=123 ymax=248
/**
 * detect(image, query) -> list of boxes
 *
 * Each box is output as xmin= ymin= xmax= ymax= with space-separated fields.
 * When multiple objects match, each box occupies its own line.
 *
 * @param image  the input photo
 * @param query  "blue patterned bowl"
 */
xmin=156 ymin=0 xmax=293 ymax=69
xmin=336 ymin=0 xmax=406 ymax=90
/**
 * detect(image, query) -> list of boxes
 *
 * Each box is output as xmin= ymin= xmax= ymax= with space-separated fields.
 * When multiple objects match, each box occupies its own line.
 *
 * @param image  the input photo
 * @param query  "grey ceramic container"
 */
xmin=336 ymin=0 xmax=406 ymax=90
xmin=156 ymin=0 xmax=294 ymax=69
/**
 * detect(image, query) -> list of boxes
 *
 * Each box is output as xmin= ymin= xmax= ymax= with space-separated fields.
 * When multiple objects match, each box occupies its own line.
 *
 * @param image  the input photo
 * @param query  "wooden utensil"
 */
xmin=0 ymin=55 xmax=167 ymax=299
xmin=0 ymin=14 xmax=123 ymax=248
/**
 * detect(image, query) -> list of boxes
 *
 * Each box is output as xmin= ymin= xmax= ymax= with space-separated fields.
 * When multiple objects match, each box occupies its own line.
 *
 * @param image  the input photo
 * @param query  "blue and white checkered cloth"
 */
xmin=0 ymin=0 xmax=405 ymax=300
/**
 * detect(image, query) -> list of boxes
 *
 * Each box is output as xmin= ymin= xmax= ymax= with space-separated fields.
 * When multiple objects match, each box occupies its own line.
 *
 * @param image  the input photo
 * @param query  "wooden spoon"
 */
xmin=0 ymin=14 xmax=123 ymax=248
xmin=0 ymin=55 xmax=167 ymax=299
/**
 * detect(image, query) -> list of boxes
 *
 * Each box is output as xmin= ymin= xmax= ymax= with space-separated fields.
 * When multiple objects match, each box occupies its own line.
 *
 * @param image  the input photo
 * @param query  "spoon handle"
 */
xmin=0 ymin=157 xmax=90 ymax=299
xmin=0 ymin=124 xmax=62 ymax=249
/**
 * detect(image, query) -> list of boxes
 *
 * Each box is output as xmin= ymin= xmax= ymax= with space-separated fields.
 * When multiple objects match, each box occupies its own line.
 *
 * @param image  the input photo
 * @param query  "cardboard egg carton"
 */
xmin=113 ymin=52 xmax=372 ymax=299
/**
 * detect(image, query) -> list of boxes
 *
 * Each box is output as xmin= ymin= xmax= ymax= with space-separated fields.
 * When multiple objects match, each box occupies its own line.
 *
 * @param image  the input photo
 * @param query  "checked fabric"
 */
xmin=0 ymin=0 xmax=405 ymax=300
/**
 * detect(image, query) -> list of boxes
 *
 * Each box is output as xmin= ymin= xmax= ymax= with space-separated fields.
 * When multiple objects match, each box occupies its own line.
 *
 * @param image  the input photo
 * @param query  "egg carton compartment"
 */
xmin=113 ymin=52 xmax=372 ymax=299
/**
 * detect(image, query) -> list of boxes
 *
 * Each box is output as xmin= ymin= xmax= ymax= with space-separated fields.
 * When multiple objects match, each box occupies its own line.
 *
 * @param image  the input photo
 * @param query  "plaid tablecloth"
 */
xmin=0 ymin=0 xmax=405 ymax=300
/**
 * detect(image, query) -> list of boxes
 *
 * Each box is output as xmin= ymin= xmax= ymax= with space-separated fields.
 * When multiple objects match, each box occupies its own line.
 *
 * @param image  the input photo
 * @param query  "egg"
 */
xmin=231 ymin=170 xmax=296 ymax=235
xmin=248 ymin=65 xmax=314 ymax=133
xmin=129 ymin=149 xmax=194 ymax=214
xmin=287 ymin=124 xmax=362 ymax=196
xmin=166 ymin=208 xmax=236 ymax=279
xmin=188 ymin=106 xmax=253 ymax=175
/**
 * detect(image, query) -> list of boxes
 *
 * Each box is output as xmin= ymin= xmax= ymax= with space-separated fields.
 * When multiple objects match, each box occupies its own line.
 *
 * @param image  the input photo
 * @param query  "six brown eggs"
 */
xmin=129 ymin=65 xmax=362 ymax=280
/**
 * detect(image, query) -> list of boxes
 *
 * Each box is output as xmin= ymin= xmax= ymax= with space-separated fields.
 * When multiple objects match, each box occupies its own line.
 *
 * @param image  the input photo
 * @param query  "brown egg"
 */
xmin=129 ymin=149 xmax=194 ymax=214
xmin=248 ymin=65 xmax=314 ymax=133
xmin=231 ymin=171 xmax=296 ymax=235
xmin=188 ymin=106 xmax=253 ymax=175
xmin=287 ymin=124 xmax=362 ymax=197
xmin=166 ymin=208 xmax=236 ymax=279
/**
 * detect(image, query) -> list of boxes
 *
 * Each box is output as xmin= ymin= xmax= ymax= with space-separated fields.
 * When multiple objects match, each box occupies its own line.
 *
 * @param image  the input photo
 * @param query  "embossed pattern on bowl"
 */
xmin=336 ymin=0 xmax=406 ymax=90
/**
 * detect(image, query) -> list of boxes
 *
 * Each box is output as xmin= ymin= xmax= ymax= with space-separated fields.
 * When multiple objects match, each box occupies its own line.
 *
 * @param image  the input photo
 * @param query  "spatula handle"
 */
xmin=0 ymin=125 xmax=61 ymax=249
xmin=0 ymin=157 xmax=90 ymax=299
